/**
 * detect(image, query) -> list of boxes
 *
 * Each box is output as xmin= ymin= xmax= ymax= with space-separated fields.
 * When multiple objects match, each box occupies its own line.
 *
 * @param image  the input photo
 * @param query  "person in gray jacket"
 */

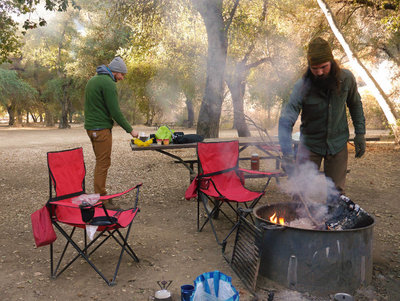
xmin=278 ymin=37 xmax=366 ymax=195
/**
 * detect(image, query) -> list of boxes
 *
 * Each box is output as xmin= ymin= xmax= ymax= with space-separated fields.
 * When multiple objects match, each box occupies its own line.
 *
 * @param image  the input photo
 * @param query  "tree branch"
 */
xmin=225 ymin=0 xmax=240 ymax=32
xmin=246 ymin=57 xmax=268 ymax=70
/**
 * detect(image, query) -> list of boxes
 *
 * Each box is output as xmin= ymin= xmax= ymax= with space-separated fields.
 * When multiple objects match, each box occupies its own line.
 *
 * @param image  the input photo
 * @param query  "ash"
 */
xmin=288 ymin=217 xmax=316 ymax=230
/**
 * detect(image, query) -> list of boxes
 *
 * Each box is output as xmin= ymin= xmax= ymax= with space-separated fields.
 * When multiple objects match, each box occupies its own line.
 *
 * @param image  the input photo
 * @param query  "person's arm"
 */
xmin=103 ymin=81 xmax=133 ymax=133
xmin=278 ymin=80 xmax=303 ymax=156
xmin=346 ymin=70 xmax=365 ymax=136
xmin=346 ymin=70 xmax=366 ymax=157
xmin=130 ymin=130 xmax=139 ymax=138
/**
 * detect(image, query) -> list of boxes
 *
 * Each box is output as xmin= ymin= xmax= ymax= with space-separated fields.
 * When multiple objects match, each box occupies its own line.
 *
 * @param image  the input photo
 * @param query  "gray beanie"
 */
xmin=108 ymin=57 xmax=128 ymax=74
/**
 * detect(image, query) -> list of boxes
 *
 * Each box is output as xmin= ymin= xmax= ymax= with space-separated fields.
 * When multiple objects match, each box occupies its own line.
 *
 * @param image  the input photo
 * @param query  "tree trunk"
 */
xmin=58 ymin=80 xmax=71 ymax=129
xmin=45 ymin=105 xmax=55 ymax=127
xmin=17 ymin=109 xmax=23 ymax=125
xmin=225 ymin=54 xmax=268 ymax=136
xmin=59 ymin=98 xmax=70 ymax=129
xmin=184 ymin=92 xmax=195 ymax=128
xmin=317 ymin=0 xmax=400 ymax=143
xmin=225 ymin=61 xmax=250 ymax=137
xmin=30 ymin=112 xmax=38 ymax=123
xmin=68 ymin=105 xmax=73 ymax=124
xmin=194 ymin=0 xmax=229 ymax=138
xmin=7 ymin=104 xmax=15 ymax=126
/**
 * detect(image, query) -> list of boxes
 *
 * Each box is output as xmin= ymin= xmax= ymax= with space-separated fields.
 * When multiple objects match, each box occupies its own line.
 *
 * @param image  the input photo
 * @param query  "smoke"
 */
xmin=281 ymin=161 xmax=340 ymax=223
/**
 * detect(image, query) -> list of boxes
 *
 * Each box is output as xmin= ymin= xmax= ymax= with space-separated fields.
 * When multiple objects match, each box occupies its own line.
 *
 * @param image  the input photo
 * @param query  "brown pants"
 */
xmin=87 ymin=129 xmax=112 ymax=196
xmin=296 ymin=143 xmax=348 ymax=194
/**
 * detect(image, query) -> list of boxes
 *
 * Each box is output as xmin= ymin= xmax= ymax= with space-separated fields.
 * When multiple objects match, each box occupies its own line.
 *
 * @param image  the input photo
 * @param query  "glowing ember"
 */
xmin=269 ymin=212 xmax=285 ymax=225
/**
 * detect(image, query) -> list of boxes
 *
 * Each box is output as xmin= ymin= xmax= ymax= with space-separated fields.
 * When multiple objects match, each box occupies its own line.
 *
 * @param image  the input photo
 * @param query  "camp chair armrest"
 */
xmin=99 ymin=183 xmax=143 ymax=210
xmin=238 ymin=168 xmax=283 ymax=176
xmin=198 ymin=167 xmax=237 ymax=178
xmin=99 ymin=183 xmax=143 ymax=200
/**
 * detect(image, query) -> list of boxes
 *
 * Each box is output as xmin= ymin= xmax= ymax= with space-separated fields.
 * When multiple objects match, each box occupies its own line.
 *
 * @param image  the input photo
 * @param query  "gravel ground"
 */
xmin=0 ymin=124 xmax=398 ymax=301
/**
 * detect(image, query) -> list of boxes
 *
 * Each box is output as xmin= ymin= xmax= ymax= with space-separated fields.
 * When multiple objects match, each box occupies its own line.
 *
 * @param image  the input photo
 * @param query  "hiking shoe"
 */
xmin=103 ymin=199 xmax=122 ymax=210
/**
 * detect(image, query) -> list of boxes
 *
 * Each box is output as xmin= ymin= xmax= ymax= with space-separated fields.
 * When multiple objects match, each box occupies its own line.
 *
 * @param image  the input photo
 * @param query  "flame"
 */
xmin=270 ymin=212 xmax=277 ymax=223
xmin=269 ymin=212 xmax=285 ymax=225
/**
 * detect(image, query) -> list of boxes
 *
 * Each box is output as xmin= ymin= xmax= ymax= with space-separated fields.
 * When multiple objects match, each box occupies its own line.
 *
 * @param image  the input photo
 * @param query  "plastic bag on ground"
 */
xmin=191 ymin=270 xmax=239 ymax=301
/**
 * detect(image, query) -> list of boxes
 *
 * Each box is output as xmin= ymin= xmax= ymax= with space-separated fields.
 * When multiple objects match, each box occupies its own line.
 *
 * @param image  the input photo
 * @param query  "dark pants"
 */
xmin=87 ymin=129 xmax=112 ymax=196
xmin=296 ymin=143 xmax=348 ymax=194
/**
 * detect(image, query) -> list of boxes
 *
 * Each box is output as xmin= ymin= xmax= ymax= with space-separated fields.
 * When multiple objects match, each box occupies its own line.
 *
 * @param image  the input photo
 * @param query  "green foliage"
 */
xmin=0 ymin=67 xmax=38 ymax=125
xmin=68 ymin=1 xmax=133 ymax=80
xmin=0 ymin=68 xmax=37 ymax=106
xmin=0 ymin=0 xmax=80 ymax=62
xmin=0 ymin=9 xmax=22 ymax=63
xmin=125 ymin=61 xmax=159 ymax=123
xmin=0 ymin=0 xmax=398 ymax=130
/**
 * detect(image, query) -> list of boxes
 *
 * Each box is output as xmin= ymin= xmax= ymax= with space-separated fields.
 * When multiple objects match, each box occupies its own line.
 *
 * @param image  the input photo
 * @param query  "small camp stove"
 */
xmin=153 ymin=280 xmax=172 ymax=301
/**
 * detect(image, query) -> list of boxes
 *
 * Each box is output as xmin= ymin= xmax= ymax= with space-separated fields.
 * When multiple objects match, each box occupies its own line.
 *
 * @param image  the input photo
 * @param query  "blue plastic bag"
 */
xmin=191 ymin=271 xmax=239 ymax=301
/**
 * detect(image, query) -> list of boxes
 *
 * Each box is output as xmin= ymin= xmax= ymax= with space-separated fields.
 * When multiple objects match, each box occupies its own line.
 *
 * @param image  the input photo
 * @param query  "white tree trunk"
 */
xmin=317 ymin=0 xmax=400 ymax=143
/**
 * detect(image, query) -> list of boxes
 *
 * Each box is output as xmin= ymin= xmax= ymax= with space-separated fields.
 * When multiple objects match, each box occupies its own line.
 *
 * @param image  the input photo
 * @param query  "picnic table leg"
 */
xmin=157 ymin=149 xmax=196 ymax=182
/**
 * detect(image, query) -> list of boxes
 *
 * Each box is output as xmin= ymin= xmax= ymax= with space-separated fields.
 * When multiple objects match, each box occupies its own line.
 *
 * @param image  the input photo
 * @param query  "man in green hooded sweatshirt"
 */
xmin=84 ymin=56 xmax=138 ymax=207
xmin=278 ymin=37 xmax=366 ymax=198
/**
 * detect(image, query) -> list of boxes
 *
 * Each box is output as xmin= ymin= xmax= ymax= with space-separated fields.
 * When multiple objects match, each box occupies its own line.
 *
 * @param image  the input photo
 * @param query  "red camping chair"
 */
xmin=185 ymin=141 xmax=283 ymax=252
xmin=45 ymin=147 xmax=142 ymax=286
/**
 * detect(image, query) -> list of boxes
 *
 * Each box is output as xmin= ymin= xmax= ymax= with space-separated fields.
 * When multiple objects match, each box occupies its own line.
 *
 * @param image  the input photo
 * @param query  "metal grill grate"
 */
xmin=230 ymin=215 xmax=263 ymax=293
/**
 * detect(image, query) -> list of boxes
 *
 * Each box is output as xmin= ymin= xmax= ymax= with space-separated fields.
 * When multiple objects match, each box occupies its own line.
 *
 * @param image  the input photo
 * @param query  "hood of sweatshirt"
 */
xmin=96 ymin=65 xmax=116 ymax=82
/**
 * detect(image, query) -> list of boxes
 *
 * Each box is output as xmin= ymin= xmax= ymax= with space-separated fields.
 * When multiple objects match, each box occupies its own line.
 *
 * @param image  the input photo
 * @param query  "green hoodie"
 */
xmin=84 ymin=65 xmax=132 ymax=133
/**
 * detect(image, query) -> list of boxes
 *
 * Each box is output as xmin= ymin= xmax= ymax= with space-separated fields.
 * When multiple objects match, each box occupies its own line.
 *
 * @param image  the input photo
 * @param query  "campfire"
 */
xmin=253 ymin=197 xmax=375 ymax=295
xmin=250 ymin=161 xmax=375 ymax=295
xmin=266 ymin=194 xmax=372 ymax=231
xmin=269 ymin=212 xmax=285 ymax=225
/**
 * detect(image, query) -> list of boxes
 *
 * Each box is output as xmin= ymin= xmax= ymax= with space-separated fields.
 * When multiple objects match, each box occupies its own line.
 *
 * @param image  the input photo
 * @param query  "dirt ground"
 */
xmin=0 ymin=124 xmax=399 ymax=301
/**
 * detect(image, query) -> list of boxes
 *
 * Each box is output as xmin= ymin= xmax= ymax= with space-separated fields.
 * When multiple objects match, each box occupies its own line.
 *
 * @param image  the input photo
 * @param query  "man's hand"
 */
xmin=354 ymin=134 xmax=366 ymax=158
xmin=281 ymin=154 xmax=296 ymax=176
xmin=130 ymin=130 xmax=139 ymax=138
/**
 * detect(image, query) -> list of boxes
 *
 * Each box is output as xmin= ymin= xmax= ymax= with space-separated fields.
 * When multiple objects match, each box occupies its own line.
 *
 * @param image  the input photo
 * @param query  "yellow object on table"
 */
xmin=133 ymin=138 xmax=153 ymax=147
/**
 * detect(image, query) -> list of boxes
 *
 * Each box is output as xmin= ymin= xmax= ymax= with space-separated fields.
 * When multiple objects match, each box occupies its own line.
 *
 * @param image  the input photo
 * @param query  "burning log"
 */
xmin=325 ymin=195 xmax=372 ymax=230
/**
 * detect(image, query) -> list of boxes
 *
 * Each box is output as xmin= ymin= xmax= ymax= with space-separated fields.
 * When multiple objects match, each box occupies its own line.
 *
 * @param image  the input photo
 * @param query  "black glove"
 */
xmin=281 ymin=154 xmax=295 ymax=175
xmin=354 ymin=134 xmax=366 ymax=158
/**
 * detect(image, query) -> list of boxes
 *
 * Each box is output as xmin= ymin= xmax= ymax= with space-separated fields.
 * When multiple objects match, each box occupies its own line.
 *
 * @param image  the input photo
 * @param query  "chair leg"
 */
xmin=111 ymin=229 xmax=139 ymax=262
xmin=52 ymin=222 xmax=113 ymax=285
xmin=50 ymin=243 xmax=53 ymax=278
xmin=197 ymin=193 xmax=265 ymax=253
xmin=51 ymin=226 xmax=76 ymax=278
xmin=109 ymin=223 xmax=138 ymax=285
xmin=51 ymin=220 xmax=140 ymax=286
xmin=198 ymin=193 xmax=226 ymax=248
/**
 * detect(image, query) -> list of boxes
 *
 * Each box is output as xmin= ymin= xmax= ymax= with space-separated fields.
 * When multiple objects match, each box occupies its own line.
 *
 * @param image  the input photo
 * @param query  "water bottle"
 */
xmin=251 ymin=153 xmax=260 ymax=170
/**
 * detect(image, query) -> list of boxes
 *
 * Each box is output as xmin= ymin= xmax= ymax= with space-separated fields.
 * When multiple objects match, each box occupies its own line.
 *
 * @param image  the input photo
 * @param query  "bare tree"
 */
xmin=225 ymin=54 xmax=268 ymax=137
xmin=317 ymin=0 xmax=400 ymax=143
xmin=192 ymin=0 xmax=239 ymax=138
